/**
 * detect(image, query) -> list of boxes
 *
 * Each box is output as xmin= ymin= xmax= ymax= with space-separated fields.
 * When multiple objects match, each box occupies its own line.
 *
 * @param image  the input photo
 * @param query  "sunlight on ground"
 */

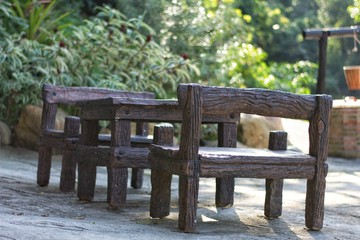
xmin=281 ymin=118 xmax=309 ymax=153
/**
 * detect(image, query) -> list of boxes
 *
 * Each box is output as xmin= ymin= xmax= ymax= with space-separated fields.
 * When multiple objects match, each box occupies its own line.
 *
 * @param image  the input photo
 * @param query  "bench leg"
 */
xmin=264 ymin=131 xmax=287 ymax=218
xmin=107 ymin=167 xmax=128 ymax=208
xmin=178 ymin=176 xmax=199 ymax=232
xmin=215 ymin=177 xmax=234 ymax=207
xmin=265 ymin=179 xmax=283 ymax=218
xmin=305 ymin=168 xmax=326 ymax=230
xmin=37 ymin=145 xmax=52 ymax=187
xmin=216 ymin=122 xmax=236 ymax=207
xmin=150 ymin=123 xmax=175 ymax=218
xmin=131 ymin=168 xmax=144 ymax=189
xmin=60 ymin=116 xmax=80 ymax=192
xmin=150 ymin=168 xmax=172 ymax=218
xmin=60 ymin=149 xmax=76 ymax=192
xmin=77 ymin=161 xmax=96 ymax=201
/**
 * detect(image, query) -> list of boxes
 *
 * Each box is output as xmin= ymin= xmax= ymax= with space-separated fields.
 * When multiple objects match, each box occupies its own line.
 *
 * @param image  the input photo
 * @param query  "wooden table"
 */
xmin=76 ymin=97 xmax=239 ymax=208
xmin=76 ymin=97 xmax=179 ymax=207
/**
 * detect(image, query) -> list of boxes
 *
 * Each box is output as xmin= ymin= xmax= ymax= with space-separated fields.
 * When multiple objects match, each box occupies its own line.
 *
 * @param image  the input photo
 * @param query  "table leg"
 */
xmin=131 ymin=121 xmax=148 ymax=189
xmin=77 ymin=119 xmax=98 ymax=201
xmin=107 ymin=119 xmax=131 ymax=207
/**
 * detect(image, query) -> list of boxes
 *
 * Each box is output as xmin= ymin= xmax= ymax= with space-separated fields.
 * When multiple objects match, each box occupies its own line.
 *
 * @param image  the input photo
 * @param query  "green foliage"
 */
xmin=0 ymin=1 xmax=24 ymax=36
xmin=2 ymin=0 xmax=356 ymax=125
xmin=0 ymin=5 xmax=199 ymax=125
xmin=160 ymin=0 xmax=352 ymax=97
xmin=59 ymin=6 xmax=199 ymax=96
xmin=233 ymin=0 xmax=321 ymax=62
xmin=348 ymin=0 xmax=360 ymax=22
xmin=0 ymin=36 xmax=46 ymax=124
xmin=268 ymin=61 xmax=317 ymax=94
xmin=147 ymin=1 xmax=316 ymax=93
xmin=11 ymin=0 xmax=73 ymax=42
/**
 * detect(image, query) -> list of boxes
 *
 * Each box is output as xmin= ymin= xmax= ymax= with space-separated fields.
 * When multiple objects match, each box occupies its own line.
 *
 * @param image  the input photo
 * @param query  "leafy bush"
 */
xmin=12 ymin=0 xmax=72 ymax=42
xmin=348 ymin=0 xmax=360 ymax=22
xmin=58 ymin=6 xmax=199 ymax=96
xmin=0 ymin=37 xmax=46 ymax=125
xmin=268 ymin=61 xmax=317 ymax=94
xmin=0 ymin=5 xmax=199 ymax=126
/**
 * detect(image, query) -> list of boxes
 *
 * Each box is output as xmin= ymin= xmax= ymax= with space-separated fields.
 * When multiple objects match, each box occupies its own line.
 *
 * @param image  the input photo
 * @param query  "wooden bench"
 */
xmin=37 ymin=84 xmax=154 ymax=192
xmin=75 ymin=97 xmax=239 ymax=207
xmin=149 ymin=83 xmax=332 ymax=232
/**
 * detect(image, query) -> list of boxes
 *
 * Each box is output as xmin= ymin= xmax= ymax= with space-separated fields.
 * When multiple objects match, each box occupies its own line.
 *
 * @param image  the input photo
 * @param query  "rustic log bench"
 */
xmin=75 ymin=97 xmax=239 ymax=207
xmin=149 ymin=83 xmax=332 ymax=232
xmin=37 ymin=84 xmax=154 ymax=192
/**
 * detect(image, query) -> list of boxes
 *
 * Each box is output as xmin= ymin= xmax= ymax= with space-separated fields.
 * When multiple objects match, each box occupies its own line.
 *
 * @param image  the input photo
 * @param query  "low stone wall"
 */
xmin=328 ymin=99 xmax=360 ymax=158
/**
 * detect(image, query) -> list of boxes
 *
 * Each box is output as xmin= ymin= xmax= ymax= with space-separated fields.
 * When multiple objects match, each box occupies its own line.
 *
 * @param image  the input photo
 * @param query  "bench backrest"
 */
xmin=177 ymin=83 xmax=332 ymax=161
xmin=41 ymin=84 xmax=155 ymax=131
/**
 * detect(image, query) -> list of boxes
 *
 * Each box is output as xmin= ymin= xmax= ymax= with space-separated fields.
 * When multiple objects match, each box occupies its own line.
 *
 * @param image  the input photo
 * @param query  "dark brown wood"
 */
xmin=78 ymin=99 xmax=180 ymax=121
xmin=77 ymin=146 xmax=112 ymax=165
xmin=97 ymin=134 xmax=153 ymax=146
xmin=150 ymin=123 xmax=174 ymax=218
xmin=37 ymin=146 xmax=52 ymax=187
xmin=149 ymin=83 xmax=332 ymax=232
xmin=78 ymin=98 xmax=239 ymax=123
xmin=150 ymin=144 xmax=316 ymax=178
xmin=131 ymin=169 xmax=144 ymax=189
xmin=37 ymin=102 xmax=57 ymax=186
xmin=200 ymin=165 xmax=315 ymax=178
xmin=305 ymin=95 xmax=332 ymax=230
xmin=177 ymin=84 xmax=202 ymax=232
xmin=153 ymin=145 xmax=315 ymax=164
xmin=78 ymin=99 xmax=173 ymax=207
xmin=316 ymin=34 xmax=328 ymax=94
xmin=60 ymin=116 xmax=80 ymax=192
xmin=76 ymin=89 xmax=237 ymax=207
xmin=178 ymin=85 xmax=318 ymax=120
xmin=42 ymin=83 xmax=154 ymax=104
xmin=37 ymin=83 xmax=154 ymax=192
xmin=268 ymin=131 xmax=288 ymax=151
xmin=77 ymin=119 xmax=99 ymax=201
xmin=216 ymin=122 xmax=237 ymax=207
xmin=265 ymin=131 xmax=288 ymax=218
xmin=107 ymin=120 xmax=131 ymax=207
xmin=131 ymin=121 xmax=149 ymax=189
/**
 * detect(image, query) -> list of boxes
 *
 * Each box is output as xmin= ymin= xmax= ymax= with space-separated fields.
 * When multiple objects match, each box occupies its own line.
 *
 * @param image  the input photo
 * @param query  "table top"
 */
xmin=76 ymin=97 xmax=239 ymax=123
xmin=76 ymin=97 xmax=178 ymax=108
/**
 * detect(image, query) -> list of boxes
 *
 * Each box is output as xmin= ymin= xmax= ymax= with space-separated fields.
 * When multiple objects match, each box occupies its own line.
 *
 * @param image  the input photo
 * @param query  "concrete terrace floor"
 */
xmin=1 ymin=119 xmax=360 ymax=240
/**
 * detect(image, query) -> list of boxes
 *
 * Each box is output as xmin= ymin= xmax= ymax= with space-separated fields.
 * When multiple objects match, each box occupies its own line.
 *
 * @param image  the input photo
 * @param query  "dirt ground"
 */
xmin=1 ymin=119 xmax=360 ymax=239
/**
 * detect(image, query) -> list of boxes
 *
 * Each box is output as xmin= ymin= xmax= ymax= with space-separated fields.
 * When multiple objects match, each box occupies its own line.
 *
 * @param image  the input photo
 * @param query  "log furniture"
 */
xmin=75 ymin=97 xmax=239 ymax=207
xmin=37 ymin=84 xmax=154 ymax=192
xmin=149 ymin=83 xmax=332 ymax=232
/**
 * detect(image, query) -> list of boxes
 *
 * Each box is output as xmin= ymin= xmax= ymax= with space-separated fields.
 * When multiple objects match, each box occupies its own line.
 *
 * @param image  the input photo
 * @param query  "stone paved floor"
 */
xmin=1 ymin=119 xmax=360 ymax=239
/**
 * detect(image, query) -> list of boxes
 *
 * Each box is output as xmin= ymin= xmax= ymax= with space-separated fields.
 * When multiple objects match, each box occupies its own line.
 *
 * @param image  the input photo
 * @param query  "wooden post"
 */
xmin=317 ymin=33 xmax=328 ymax=94
xmin=215 ymin=122 xmax=237 ymax=207
xmin=131 ymin=121 xmax=149 ymax=189
xmin=177 ymin=84 xmax=202 ymax=232
xmin=37 ymin=103 xmax=57 ymax=187
xmin=60 ymin=116 xmax=80 ymax=192
xmin=303 ymin=25 xmax=360 ymax=94
xmin=150 ymin=123 xmax=174 ymax=218
xmin=305 ymin=95 xmax=332 ymax=230
xmin=264 ymin=131 xmax=288 ymax=218
xmin=107 ymin=119 xmax=131 ymax=207
xmin=77 ymin=119 xmax=98 ymax=201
